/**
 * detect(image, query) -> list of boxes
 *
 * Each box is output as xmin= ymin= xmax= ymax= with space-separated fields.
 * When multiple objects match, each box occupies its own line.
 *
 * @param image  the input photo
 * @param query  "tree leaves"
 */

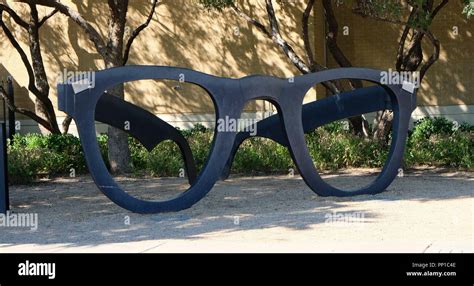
xmin=198 ymin=0 xmax=235 ymax=11
xmin=463 ymin=0 xmax=474 ymax=18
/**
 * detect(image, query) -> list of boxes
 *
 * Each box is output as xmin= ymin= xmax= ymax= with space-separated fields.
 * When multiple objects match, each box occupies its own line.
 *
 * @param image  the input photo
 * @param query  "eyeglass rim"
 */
xmin=58 ymin=65 xmax=417 ymax=213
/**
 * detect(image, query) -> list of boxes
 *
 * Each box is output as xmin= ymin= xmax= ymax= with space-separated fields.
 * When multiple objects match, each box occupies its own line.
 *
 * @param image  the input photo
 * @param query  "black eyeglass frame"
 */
xmin=58 ymin=65 xmax=417 ymax=213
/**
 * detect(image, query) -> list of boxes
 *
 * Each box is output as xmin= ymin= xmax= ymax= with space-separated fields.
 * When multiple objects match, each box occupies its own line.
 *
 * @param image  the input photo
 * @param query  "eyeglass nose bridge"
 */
xmin=238 ymin=75 xmax=286 ymax=102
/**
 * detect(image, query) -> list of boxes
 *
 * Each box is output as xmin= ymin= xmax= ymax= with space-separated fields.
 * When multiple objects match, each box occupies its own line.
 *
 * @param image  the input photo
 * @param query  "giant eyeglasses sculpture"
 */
xmin=58 ymin=66 xmax=417 ymax=214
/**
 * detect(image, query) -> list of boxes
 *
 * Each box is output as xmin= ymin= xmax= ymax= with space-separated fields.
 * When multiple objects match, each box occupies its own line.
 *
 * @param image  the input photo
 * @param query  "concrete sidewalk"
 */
xmin=1 ymin=169 xmax=473 ymax=253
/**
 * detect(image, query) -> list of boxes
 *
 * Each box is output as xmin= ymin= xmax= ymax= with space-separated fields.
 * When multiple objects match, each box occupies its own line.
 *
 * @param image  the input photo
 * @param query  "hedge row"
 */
xmin=7 ymin=117 xmax=473 ymax=184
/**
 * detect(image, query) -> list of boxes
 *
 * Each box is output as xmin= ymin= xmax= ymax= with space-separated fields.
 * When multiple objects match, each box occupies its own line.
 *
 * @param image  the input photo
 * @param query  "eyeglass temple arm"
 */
xmin=95 ymin=95 xmax=198 ymax=185
xmin=220 ymin=85 xmax=392 ymax=180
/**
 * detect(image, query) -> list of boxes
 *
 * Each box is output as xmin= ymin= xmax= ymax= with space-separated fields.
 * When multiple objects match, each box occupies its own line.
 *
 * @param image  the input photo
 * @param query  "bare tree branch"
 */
xmin=122 ymin=0 xmax=159 ymax=65
xmin=230 ymin=1 xmax=311 ymax=74
xmin=232 ymin=2 xmax=339 ymax=96
xmin=417 ymin=0 xmax=448 ymax=79
xmin=302 ymin=0 xmax=316 ymax=69
xmin=419 ymin=30 xmax=440 ymax=80
xmin=17 ymin=0 xmax=108 ymax=58
xmin=399 ymin=0 xmax=448 ymax=72
xmin=62 ymin=115 xmax=73 ymax=134
xmin=28 ymin=3 xmax=50 ymax=95
xmin=231 ymin=1 xmax=336 ymax=92
xmin=265 ymin=0 xmax=280 ymax=36
xmin=0 ymin=15 xmax=43 ymax=98
xmin=0 ymin=4 xmax=28 ymax=28
xmin=322 ymin=0 xmax=363 ymax=90
xmin=396 ymin=8 xmax=417 ymax=70
xmin=264 ymin=0 xmax=311 ymax=74
xmin=0 ymin=85 xmax=55 ymax=133
xmin=230 ymin=3 xmax=270 ymax=37
xmin=38 ymin=7 xmax=58 ymax=27
xmin=431 ymin=0 xmax=449 ymax=19
xmin=322 ymin=0 xmax=350 ymax=68
xmin=1 ymin=4 xmax=61 ymax=132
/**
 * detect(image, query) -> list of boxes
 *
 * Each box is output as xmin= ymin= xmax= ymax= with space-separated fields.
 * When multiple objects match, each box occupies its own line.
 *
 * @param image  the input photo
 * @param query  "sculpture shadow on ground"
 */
xmin=0 ymin=172 xmax=471 ymax=248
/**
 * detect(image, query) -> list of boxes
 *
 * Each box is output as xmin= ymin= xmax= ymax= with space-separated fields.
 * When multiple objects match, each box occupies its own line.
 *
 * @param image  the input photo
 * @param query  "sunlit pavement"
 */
xmin=1 ymin=170 xmax=472 ymax=253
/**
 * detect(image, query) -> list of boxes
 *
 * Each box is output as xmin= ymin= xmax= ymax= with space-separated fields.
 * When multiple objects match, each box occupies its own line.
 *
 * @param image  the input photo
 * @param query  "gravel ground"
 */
xmin=0 ymin=169 xmax=472 ymax=253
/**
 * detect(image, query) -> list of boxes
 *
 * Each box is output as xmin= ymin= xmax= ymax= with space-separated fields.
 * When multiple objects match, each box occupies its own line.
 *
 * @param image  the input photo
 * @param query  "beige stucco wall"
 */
xmin=0 ymin=0 xmax=472 ymax=128
xmin=325 ymin=1 xmax=473 ymax=106
xmin=0 ymin=0 xmax=316 ymax=122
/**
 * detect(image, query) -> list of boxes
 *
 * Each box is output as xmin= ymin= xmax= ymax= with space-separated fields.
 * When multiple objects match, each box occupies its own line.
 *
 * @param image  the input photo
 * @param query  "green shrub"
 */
xmin=232 ymin=137 xmax=292 ymax=174
xmin=403 ymin=117 xmax=473 ymax=168
xmin=7 ymin=147 xmax=44 ymax=184
xmin=7 ymin=133 xmax=87 ymax=183
xmin=411 ymin=117 xmax=456 ymax=140
xmin=6 ymin=117 xmax=473 ymax=184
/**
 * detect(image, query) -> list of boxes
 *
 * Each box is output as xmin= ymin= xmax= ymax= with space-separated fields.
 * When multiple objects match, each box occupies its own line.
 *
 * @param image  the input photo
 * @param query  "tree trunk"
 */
xmin=104 ymin=0 xmax=130 ymax=174
xmin=62 ymin=115 xmax=73 ymax=134
xmin=371 ymin=0 xmax=446 ymax=141
xmin=373 ymin=110 xmax=393 ymax=141
xmin=105 ymin=80 xmax=130 ymax=174
xmin=28 ymin=4 xmax=60 ymax=134
xmin=322 ymin=0 xmax=368 ymax=136
xmin=33 ymin=98 xmax=59 ymax=134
